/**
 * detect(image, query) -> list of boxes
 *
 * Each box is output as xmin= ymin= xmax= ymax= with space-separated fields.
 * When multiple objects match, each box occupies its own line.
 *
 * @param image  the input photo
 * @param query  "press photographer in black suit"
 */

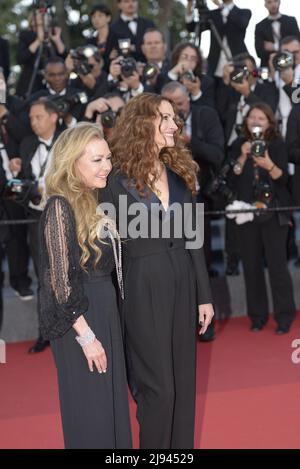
xmin=18 ymin=98 xmax=60 ymax=353
xmin=106 ymin=0 xmax=155 ymax=64
xmin=186 ymin=0 xmax=251 ymax=78
xmin=255 ymin=0 xmax=300 ymax=68
xmin=228 ymin=102 xmax=295 ymax=334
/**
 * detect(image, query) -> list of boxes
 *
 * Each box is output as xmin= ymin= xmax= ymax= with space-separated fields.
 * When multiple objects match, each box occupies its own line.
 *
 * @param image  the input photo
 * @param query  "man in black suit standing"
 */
xmin=255 ymin=0 xmax=300 ymax=68
xmin=106 ymin=0 xmax=155 ymax=63
xmin=0 ymin=36 xmax=10 ymax=81
xmin=186 ymin=0 xmax=251 ymax=78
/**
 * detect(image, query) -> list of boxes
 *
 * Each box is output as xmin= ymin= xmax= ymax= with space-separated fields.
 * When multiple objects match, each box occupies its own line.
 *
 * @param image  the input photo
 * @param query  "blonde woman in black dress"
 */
xmin=38 ymin=122 xmax=132 ymax=449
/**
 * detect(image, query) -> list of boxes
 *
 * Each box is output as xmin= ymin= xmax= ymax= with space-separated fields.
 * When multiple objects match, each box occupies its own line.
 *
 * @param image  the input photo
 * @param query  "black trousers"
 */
xmin=123 ymin=246 xmax=197 ymax=449
xmin=3 ymin=200 xmax=31 ymax=290
xmin=236 ymin=215 xmax=295 ymax=327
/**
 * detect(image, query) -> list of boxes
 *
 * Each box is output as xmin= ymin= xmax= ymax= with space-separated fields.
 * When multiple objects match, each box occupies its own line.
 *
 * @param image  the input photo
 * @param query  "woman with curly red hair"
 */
xmin=102 ymin=93 xmax=214 ymax=449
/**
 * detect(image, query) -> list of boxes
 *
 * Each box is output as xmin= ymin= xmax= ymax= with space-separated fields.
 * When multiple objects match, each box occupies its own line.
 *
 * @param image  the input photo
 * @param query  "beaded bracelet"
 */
xmin=75 ymin=327 xmax=96 ymax=347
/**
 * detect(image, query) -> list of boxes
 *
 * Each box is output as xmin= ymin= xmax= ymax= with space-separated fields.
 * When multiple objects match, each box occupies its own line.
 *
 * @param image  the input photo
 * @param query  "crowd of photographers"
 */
xmin=1 ymin=0 xmax=300 ymax=348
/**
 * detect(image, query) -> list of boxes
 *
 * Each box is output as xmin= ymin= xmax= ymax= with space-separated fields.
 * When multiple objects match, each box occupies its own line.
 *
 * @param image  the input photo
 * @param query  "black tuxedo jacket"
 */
xmin=255 ymin=15 xmax=300 ymax=67
xmin=0 ymin=36 xmax=10 ymax=81
xmin=189 ymin=104 xmax=225 ymax=189
xmin=106 ymin=16 xmax=155 ymax=63
xmin=19 ymin=132 xmax=60 ymax=180
xmin=217 ymin=81 xmax=279 ymax=144
xmin=187 ymin=6 xmax=251 ymax=75
xmin=286 ymin=104 xmax=300 ymax=205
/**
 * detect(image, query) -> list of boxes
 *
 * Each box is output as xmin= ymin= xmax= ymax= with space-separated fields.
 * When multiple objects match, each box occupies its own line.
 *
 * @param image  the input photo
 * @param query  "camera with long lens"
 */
xmin=49 ymin=91 xmax=88 ymax=115
xmin=203 ymin=158 xmax=236 ymax=204
xmin=250 ymin=126 xmax=267 ymax=157
xmin=4 ymin=179 xmax=42 ymax=206
xmin=143 ymin=63 xmax=160 ymax=81
xmin=230 ymin=63 xmax=249 ymax=84
xmin=99 ymin=107 xmax=121 ymax=129
xmin=119 ymin=57 xmax=137 ymax=78
xmin=70 ymin=44 xmax=100 ymax=76
xmin=272 ymin=51 xmax=294 ymax=71
xmin=180 ymin=69 xmax=197 ymax=83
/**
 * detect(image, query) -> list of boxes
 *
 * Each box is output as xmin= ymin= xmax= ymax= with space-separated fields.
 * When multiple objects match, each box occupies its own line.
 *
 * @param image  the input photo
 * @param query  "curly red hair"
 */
xmin=109 ymin=93 xmax=198 ymax=196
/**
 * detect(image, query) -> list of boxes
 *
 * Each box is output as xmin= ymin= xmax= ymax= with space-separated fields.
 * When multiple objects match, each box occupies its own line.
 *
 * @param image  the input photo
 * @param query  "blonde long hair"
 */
xmin=45 ymin=122 xmax=106 ymax=269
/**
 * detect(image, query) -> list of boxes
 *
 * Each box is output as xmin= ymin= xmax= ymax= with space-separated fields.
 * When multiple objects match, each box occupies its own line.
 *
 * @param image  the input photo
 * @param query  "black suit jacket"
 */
xmin=286 ymin=104 xmax=300 ymax=205
xmin=217 ymin=80 xmax=279 ymax=144
xmin=0 ymin=36 xmax=10 ymax=81
xmin=102 ymin=167 xmax=212 ymax=306
xmin=187 ymin=6 xmax=251 ymax=75
xmin=189 ymin=104 xmax=225 ymax=190
xmin=106 ymin=16 xmax=155 ymax=63
xmin=19 ymin=132 xmax=60 ymax=181
xmin=255 ymin=15 xmax=300 ymax=67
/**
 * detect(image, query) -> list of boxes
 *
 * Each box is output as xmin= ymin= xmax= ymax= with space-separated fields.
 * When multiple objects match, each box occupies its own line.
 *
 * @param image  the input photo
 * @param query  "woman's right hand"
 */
xmin=82 ymin=338 xmax=107 ymax=373
xmin=241 ymin=141 xmax=251 ymax=158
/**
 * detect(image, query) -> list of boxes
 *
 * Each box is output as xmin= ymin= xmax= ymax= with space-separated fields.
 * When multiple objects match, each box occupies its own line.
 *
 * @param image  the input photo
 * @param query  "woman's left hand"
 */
xmin=252 ymin=149 xmax=273 ymax=171
xmin=198 ymin=303 xmax=214 ymax=335
xmin=181 ymin=76 xmax=201 ymax=96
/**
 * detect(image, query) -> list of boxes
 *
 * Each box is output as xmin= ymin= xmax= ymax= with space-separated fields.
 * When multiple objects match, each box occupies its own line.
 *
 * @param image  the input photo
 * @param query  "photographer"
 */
xmin=105 ymin=0 xmax=155 ymax=64
xmin=27 ymin=57 xmax=85 ymax=127
xmin=166 ymin=42 xmax=215 ymax=108
xmin=269 ymin=36 xmax=300 ymax=137
xmin=16 ymin=6 xmax=66 ymax=98
xmin=186 ymin=0 xmax=251 ymax=78
xmin=84 ymin=92 xmax=125 ymax=140
xmin=140 ymin=28 xmax=170 ymax=94
xmin=66 ymin=45 xmax=108 ymax=100
xmin=88 ymin=3 xmax=114 ymax=64
xmin=218 ymin=53 xmax=278 ymax=146
xmin=107 ymin=55 xmax=143 ymax=102
xmin=18 ymin=98 xmax=60 ymax=353
xmin=255 ymin=0 xmax=300 ymax=68
xmin=228 ymin=102 xmax=295 ymax=334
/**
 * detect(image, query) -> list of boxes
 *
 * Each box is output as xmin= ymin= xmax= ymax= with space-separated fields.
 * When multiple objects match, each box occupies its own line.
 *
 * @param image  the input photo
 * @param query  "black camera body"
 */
xmin=180 ymin=69 xmax=197 ymax=83
xmin=143 ymin=63 xmax=160 ymax=81
xmin=4 ymin=179 xmax=42 ymax=206
xmin=230 ymin=65 xmax=249 ymax=84
xmin=49 ymin=92 xmax=88 ymax=115
xmin=250 ymin=126 xmax=267 ymax=157
xmin=100 ymin=109 xmax=118 ymax=129
xmin=253 ymin=180 xmax=273 ymax=207
xmin=70 ymin=45 xmax=100 ymax=76
xmin=119 ymin=57 xmax=137 ymax=78
xmin=203 ymin=158 xmax=236 ymax=204
xmin=272 ymin=51 xmax=294 ymax=72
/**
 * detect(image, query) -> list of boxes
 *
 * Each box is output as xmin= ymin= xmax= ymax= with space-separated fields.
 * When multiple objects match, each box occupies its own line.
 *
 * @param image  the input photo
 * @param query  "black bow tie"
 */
xmin=38 ymin=140 xmax=52 ymax=152
xmin=125 ymin=18 xmax=137 ymax=23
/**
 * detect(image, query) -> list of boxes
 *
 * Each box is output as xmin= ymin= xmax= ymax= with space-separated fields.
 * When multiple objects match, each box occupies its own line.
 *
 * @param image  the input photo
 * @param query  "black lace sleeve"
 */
xmin=38 ymin=196 xmax=89 ymax=340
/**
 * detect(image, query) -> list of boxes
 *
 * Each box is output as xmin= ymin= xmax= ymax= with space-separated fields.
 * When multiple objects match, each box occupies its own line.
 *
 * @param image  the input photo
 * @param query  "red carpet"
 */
xmin=1 ymin=315 xmax=300 ymax=449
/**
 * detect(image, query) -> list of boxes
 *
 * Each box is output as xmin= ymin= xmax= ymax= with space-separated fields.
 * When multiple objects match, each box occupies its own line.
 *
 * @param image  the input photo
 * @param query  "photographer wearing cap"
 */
xmin=227 ymin=102 xmax=295 ymax=334
xmin=255 ymin=0 xmax=300 ymax=68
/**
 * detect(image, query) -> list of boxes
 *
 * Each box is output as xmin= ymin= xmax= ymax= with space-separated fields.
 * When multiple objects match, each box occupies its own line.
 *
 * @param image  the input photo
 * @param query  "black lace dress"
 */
xmin=38 ymin=195 xmax=132 ymax=449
